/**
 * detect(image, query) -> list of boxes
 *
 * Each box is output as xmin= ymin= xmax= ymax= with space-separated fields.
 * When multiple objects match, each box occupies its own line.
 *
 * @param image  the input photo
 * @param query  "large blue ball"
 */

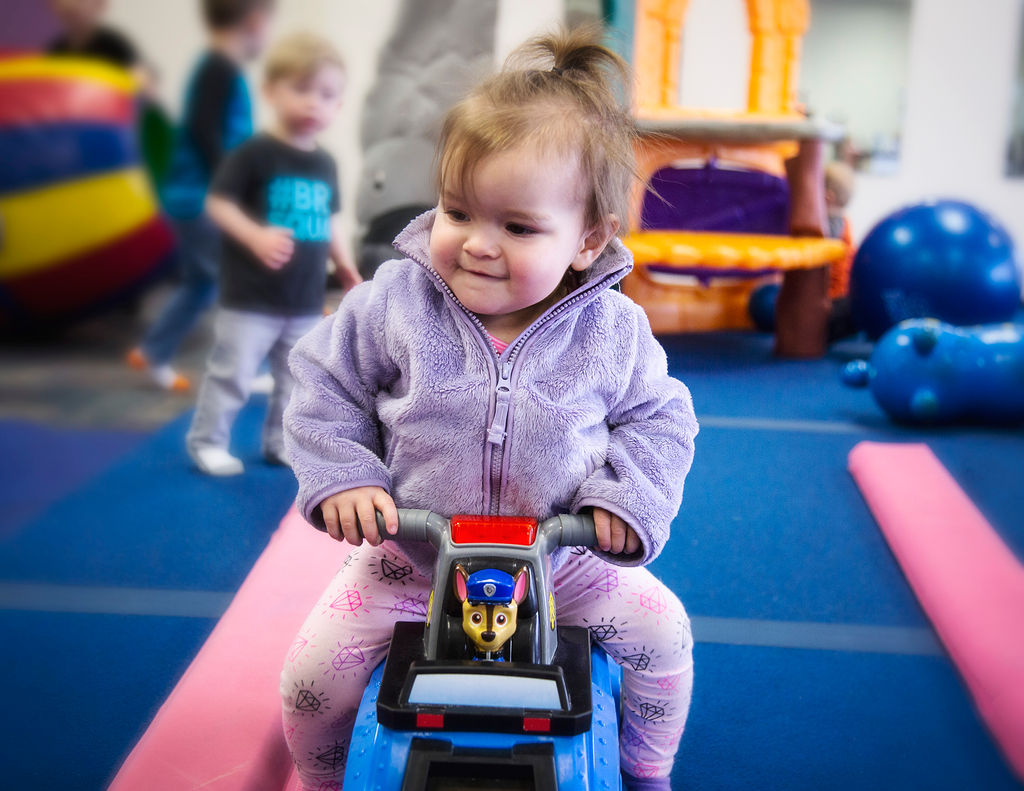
xmin=849 ymin=200 xmax=1021 ymax=338
xmin=748 ymin=282 xmax=779 ymax=332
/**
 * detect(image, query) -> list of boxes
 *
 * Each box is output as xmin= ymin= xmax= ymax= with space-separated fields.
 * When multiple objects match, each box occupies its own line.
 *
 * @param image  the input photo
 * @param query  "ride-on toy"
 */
xmin=344 ymin=510 xmax=622 ymax=791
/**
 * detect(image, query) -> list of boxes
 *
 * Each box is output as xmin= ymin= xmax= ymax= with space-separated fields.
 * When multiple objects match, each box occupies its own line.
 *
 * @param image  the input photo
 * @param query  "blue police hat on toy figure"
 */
xmin=466 ymin=569 xmax=516 ymax=603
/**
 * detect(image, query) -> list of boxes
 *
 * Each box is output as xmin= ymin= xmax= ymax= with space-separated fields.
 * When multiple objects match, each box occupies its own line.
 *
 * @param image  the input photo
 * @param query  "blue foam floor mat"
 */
xmin=0 ymin=420 xmax=148 ymax=537
xmin=0 ymin=403 xmax=297 ymax=589
xmin=1 ymin=333 xmax=1022 ymax=790
xmin=676 ymin=643 xmax=1021 ymax=790
xmin=0 ymin=610 xmax=215 ymax=790
xmin=0 ymin=399 xmax=298 ymax=788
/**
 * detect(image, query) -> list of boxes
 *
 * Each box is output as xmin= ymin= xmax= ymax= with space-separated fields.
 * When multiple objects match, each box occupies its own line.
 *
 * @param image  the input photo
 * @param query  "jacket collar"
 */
xmin=393 ymin=208 xmax=634 ymax=293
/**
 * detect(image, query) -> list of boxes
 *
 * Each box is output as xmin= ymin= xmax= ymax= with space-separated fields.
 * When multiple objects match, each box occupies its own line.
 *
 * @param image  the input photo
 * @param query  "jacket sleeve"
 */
xmin=184 ymin=55 xmax=236 ymax=174
xmin=571 ymin=299 xmax=698 ymax=566
xmin=284 ymin=270 xmax=400 ymax=530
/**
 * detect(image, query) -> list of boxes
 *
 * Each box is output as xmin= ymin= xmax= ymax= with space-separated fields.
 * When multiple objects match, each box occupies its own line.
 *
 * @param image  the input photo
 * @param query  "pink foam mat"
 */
xmin=849 ymin=441 xmax=1024 ymax=781
xmin=108 ymin=507 xmax=346 ymax=791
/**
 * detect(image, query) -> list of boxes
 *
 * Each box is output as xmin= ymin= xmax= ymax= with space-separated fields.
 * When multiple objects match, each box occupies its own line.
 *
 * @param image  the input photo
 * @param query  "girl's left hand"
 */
xmin=592 ymin=507 xmax=641 ymax=555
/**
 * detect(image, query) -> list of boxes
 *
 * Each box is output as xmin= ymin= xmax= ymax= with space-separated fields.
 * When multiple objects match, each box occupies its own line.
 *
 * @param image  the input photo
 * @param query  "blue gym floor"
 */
xmin=1 ymin=333 xmax=1022 ymax=790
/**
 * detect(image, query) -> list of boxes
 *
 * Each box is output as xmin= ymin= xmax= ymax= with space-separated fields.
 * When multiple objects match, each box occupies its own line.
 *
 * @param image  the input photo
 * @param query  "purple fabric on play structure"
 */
xmin=640 ymin=161 xmax=789 ymax=234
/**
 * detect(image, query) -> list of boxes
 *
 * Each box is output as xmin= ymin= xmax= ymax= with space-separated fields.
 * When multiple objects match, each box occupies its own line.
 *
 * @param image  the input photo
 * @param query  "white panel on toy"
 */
xmin=407 ymin=672 xmax=564 ymax=710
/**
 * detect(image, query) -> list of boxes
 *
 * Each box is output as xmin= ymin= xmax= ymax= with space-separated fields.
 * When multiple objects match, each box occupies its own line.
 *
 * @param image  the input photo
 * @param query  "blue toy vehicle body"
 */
xmin=343 ymin=510 xmax=623 ymax=791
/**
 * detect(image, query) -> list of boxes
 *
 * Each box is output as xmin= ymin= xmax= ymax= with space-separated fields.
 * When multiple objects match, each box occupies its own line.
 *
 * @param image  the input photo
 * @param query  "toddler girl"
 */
xmin=282 ymin=27 xmax=698 ymax=790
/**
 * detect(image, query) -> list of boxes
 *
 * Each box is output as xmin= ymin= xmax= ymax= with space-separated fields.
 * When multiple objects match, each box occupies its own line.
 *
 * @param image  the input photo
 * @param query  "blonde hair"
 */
xmin=437 ymin=26 xmax=637 ymax=232
xmin=824 ymin=161 xmax=855 ymax=208
xmin=263 ymin=31 xmax=345 ymax=84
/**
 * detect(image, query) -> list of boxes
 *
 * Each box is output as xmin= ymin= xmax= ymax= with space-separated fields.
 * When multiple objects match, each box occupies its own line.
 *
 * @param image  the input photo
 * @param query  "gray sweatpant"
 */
xmin=186 ymin=307 xmax=321 ymax=458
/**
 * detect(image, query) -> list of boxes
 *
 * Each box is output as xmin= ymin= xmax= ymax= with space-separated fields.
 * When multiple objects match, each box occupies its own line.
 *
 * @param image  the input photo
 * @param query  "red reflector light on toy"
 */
xmin=450 ymin=515 xmax=538 ymax=546
xmin=416 ymin=712 xmax=444 ymax=729
xmin=522 ymin=717 xmax=551 ymax=733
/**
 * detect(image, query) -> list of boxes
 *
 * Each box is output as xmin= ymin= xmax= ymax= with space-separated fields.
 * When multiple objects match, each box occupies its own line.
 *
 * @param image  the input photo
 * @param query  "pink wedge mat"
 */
xmin=108 ymin=507 xmax=348 ymax=791
xmin=848 ymin=441 xmax=1024 ymax=781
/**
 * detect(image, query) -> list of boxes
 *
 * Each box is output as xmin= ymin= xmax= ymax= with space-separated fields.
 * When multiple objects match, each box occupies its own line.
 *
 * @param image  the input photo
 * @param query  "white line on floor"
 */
xmin=0 ymin=582 xmax=943 ymax=656
xmin=0 ymin=582 xmax=233 ymax=618
xmin=698 ymin=415 xmax=871 ymax=434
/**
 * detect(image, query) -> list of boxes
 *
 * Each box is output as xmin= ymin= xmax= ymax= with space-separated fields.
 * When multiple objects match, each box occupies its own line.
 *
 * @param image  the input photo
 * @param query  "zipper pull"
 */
xmin=487 ymin=360 xmax=514 ymax=445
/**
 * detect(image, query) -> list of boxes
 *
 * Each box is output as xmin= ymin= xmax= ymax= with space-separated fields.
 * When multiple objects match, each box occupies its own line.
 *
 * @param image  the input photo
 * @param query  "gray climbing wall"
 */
xmin=356 ymin=0 xmax=499 ymax=276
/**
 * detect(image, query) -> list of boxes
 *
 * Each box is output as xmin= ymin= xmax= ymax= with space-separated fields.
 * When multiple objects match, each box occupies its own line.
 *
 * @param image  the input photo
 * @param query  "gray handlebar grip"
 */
xmin=375 ymin=508 xmax=447 ymax=548
xmin=540 ymin=513 xmax=598 ymax=548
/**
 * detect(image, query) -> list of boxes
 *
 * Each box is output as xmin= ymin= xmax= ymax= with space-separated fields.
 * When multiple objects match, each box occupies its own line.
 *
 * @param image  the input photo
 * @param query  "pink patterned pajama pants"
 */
xmin=281 ymin=543 xmax=693 ymax=790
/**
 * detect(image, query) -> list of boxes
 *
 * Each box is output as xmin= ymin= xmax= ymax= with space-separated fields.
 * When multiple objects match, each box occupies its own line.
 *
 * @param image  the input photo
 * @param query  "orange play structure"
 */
xmin=619 ymin=0 xmax=847 ymax=357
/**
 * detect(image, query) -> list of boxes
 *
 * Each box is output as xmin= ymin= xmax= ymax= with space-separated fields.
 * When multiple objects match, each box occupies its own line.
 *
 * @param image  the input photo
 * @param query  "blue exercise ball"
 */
xmin=849 ymin=200 xmax=1021 ymax=339
xmin=748 ymin=282 xmax=779 ymax=332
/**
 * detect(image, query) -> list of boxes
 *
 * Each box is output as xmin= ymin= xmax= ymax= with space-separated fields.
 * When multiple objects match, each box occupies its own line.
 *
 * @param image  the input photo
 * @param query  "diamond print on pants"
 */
xmin=331 ymin=645 xmax=366 ymax=672
xmin=638 ymin=586 xmax=667 ymax=614
xmin=330 ymin=589 xmax=362 ymax=612
xmin=287 ymin=636 xmax=308 ymax=663
xmin=622 ymin=722 xmax=645 ymax=749
xmin=589 ymin=623 xmax=619 ymax=642
xmin=314 ymin=743 xmax=346 ymax=770
xmin=637 ymin=701 xmax=665 ymax=721
xmin=392 ymin=595 xmax=427 ymax=616
xmin=657 ymin=673 xmax=680 ymax=691
xmin=622 ymin=651 xmax=651 ymax=672
xmin=632 ymin=763 xmax=659 ymax=778
xmin=379 ymin=557 xmax=412 ymax=581
xmin=589 ymin=568 xmax=619 ymax=593
xmin=296 ymin=689 xmax=322 ymax=712
xmin=317 ymin=782 xmax=341 ymax=791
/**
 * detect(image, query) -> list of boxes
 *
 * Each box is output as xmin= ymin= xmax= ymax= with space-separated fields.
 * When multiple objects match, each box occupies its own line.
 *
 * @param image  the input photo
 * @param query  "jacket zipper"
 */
xmin=417 ymin=261 xmax=627 ymax=515
xmin=480 ymin=274 xmax=625 ymax=514
xmin=486 ymin=358 xmax=514 ymax=514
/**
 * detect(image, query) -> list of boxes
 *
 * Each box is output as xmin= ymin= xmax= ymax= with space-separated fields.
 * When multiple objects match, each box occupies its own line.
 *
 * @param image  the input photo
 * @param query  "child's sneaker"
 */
xmin=127 ymin=348 xmax=191 ymax=392
xmin=250 ymin=372 xmax=275 ymax=394
xmin=191 ymin=446 xmax=244 ymax=476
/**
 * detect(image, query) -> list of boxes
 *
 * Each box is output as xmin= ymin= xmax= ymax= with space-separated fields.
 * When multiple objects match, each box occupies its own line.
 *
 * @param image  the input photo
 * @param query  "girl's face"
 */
xmin=429 ymin=145 xmax=615 ymax=337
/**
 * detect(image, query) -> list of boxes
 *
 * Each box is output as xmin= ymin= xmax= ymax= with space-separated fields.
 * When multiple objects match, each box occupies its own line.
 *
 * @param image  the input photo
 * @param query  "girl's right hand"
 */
xmin=320 ymin=486 xmax=398 ymax=546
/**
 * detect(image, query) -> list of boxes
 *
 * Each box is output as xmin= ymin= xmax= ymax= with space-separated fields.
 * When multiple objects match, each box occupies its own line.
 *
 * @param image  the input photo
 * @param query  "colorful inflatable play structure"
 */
xmin=607 ymin=0 xmax=848 ymax=357
xmin=0 ymin=55 xmax=174 ymax=331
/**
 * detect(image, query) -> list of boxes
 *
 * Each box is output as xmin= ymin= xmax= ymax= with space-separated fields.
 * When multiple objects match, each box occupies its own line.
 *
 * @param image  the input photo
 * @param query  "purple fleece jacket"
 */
xmin=284 ymin=210 xmax=698 ymax=572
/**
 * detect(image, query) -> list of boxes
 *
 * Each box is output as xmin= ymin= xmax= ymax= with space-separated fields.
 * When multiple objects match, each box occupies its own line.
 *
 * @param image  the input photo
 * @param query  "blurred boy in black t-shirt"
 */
xmin=186 ymin=32 xmax=361 ymax=476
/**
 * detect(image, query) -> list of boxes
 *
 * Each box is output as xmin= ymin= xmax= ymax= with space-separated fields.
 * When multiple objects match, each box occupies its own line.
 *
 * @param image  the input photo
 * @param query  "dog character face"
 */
xmin=453 ymin=565 xmax=529 ymax=657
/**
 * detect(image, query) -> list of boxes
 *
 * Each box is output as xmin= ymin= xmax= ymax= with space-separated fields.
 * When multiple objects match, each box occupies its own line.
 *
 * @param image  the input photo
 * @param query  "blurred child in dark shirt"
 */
xmin=127 ymin=0 xmax=275 ymax=390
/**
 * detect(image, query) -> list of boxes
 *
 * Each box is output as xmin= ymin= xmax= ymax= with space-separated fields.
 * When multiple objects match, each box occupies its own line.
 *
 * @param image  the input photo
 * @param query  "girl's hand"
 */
xmin=248 ymin=225 xmax=295 ymax=270
xmin=320 ymin=486 xmax=398 ymax=546
xmin=592 ymin=507 xmax=641 ymax=555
